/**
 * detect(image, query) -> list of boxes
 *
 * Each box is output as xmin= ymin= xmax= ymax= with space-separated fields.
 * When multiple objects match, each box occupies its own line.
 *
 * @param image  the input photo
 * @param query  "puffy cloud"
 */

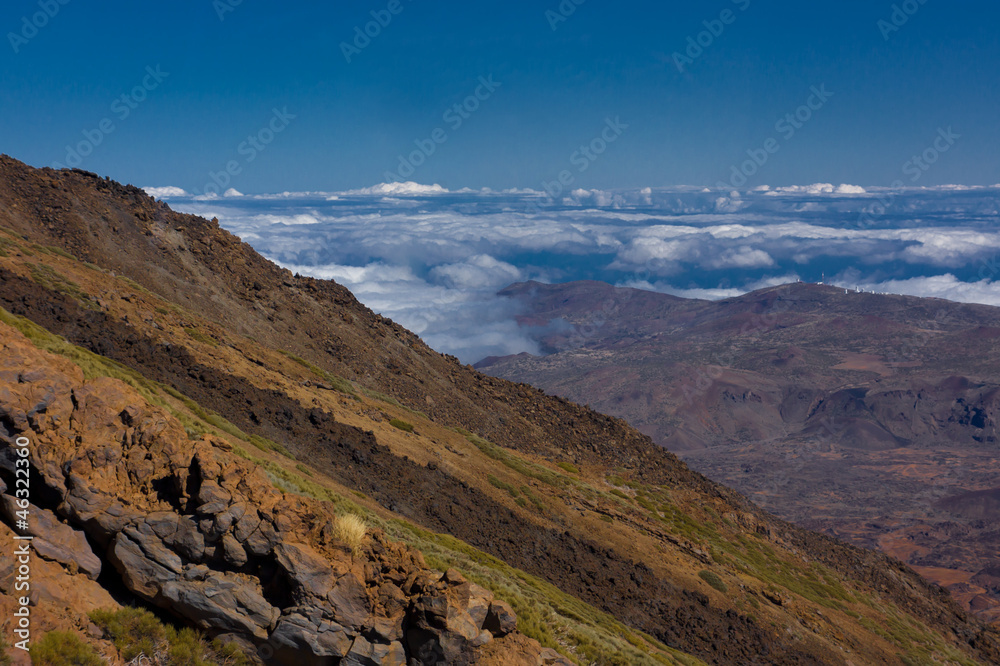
xmin=143 ymin=186 xmax=188 ymax=199
xmin=430 ymin=255 xmax=522 ymax=289
xmin=841 ymin=274 xmax=1000 ymax=307
xmin=164 ymin=184 xmax=1000 ymax=363
xmin=704 ymin=247 xmax=775 ymax=270
xmin=767 ymin=183 xmax=866 ymax=195
xmin=344 ymin=182 xmax=448 ymax=196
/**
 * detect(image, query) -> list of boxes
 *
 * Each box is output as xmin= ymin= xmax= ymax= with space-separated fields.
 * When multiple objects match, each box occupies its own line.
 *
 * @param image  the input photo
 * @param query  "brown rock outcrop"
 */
xmin=0 ymin=322 xmax=543 ymax=665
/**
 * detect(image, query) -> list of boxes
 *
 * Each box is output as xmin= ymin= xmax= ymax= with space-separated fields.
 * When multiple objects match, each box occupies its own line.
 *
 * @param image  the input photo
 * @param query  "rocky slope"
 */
xmin=0 ymin=317 xmax=566 ymax=665
xmin=481 ymin=279 xmax=1000 ymax=625
xmin=0 ymin=154 xmax=998 ymax=664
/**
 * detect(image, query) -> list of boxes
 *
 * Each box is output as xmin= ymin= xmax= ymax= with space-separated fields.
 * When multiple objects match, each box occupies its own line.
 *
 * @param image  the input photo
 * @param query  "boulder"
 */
xmin=269 ymin=611 xmax=352 ymax=664
xmin=159 ymin=572 xmax=278 ymax=639
xmin=108 ymin=532 xmax=178 ymax=598
xmin=0 ymin=497 xmax=101 ymax=579
xmin=484 ymin=600 xmax=517 ymax=637
xmin=341 ymin=634 xmax=406 ymax=666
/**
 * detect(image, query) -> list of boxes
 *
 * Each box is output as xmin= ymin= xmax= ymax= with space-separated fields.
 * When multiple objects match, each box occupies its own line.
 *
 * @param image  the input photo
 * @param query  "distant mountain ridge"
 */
xmin=481 ymin=279 xmax=1000 ymax=624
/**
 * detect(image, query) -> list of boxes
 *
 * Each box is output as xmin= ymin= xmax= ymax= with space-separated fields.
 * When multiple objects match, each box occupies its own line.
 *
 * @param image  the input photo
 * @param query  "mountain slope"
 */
xmin=0 ymin=155 xmax=998 ymax=664
xmin=481 ymin=279 xmax=1000 ymax=625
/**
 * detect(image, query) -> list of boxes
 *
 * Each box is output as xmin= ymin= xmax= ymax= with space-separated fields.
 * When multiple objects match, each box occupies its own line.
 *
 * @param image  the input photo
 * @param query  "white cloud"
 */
xmin=623 ymin=274 xmax=801 ymax=301
xmin=164 ymin=184 xmax=1000 ymax=363
xmin=223 ymin=188 xmax=244 ymax=198
xmin=767 ymin=183 xmax=866 ymax=195
xmin=704 ymin=247 xmax=775 ymax=270
xmin=143 ymin=186 xmax=188 ymax=199
xmin=344 ymin=182 xmax=448 ymax=196
xmin=842 ymin=274 xmax=1000 ymax=307
xmin=430 ymin=255 xmax=522 ymax=290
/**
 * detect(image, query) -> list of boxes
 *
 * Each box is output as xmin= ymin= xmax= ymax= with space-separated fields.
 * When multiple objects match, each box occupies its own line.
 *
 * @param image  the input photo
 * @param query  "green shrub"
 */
xmin=487 ymin=475 xmax=519 ymax=498
xmin=389 ymin=418 xmax=414 ymax=433
xmin=464 ymin=432 xmax=570 ymax=489
xmin=89 ymin=607 xmax=254 ymax=666
xmin=520 ymin=486 xmax=546 ymax=513
xmin=27 ymin=264 xmax=95 ymax=308
xmin=44 ymin=245 xmax=77 ymax=260
xmin=698 ymin=570 xmax=728 ymax=594
xmin=184 ymin=327 xmax=219 ymax=346
xmin=90 ymin=607 xmax=165 ymax=660
xmin=30 ymin=631 xmax=103 ymax=666
xmin=556 ymin=462 xmax=580 ymax=474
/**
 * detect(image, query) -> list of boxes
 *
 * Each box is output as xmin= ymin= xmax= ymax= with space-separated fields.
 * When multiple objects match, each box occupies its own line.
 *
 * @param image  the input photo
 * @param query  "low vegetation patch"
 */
xmin=389 ymin=417 xmax=414 ymax=433
xmin=30 ymin=631 xmax=103 ymax=666
xmin=520 ymin=485 xmax=546 ymax=513
xmin=487 ymin=474 xmax=519 ymax=498
xmin=184 ymin=327 xmax=219 ymax=346
xmin=698 ymin=570 xmax=727 ymax=593
xmin=278 ymin=350 xmax=359 ymax=398
xmin=460 ymin=430 xmax=572 ymax=489
xmin=90 ymin=607 xmax=252 ymax=666
xmin=557 ymin=461 xmax=580 ymax=474
xmin=28 ymin=263 xmax=96 ymax=308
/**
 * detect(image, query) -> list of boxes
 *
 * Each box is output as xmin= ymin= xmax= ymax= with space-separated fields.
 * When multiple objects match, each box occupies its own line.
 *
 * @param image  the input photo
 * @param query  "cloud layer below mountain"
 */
xmin=147 ymin=183 xmax=1000 ymax=363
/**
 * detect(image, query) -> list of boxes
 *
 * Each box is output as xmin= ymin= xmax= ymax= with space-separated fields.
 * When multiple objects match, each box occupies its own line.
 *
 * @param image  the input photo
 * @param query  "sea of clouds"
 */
xmin=145 ymin=182 xmax=1000 ymax=364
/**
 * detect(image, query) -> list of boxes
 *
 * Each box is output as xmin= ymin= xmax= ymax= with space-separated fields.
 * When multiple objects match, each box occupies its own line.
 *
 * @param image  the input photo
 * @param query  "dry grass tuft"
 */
xmin=334 ymin=513 xmax=369 ymax=553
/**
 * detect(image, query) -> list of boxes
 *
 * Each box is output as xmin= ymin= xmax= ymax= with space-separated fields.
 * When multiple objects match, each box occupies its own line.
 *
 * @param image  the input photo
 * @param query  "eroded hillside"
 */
xmin=0 ymin=155 xmax=998 ymax=664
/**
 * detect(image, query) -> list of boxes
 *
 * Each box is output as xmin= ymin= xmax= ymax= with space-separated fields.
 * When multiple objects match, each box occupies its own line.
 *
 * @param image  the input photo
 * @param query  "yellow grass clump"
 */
xmin=334 ymin=513 xmax=368 ymax=553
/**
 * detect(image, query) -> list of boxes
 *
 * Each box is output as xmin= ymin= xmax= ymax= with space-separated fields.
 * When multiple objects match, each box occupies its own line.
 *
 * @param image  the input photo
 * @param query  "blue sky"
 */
xmin=3 ymin=0 xmax=998 ymax=193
